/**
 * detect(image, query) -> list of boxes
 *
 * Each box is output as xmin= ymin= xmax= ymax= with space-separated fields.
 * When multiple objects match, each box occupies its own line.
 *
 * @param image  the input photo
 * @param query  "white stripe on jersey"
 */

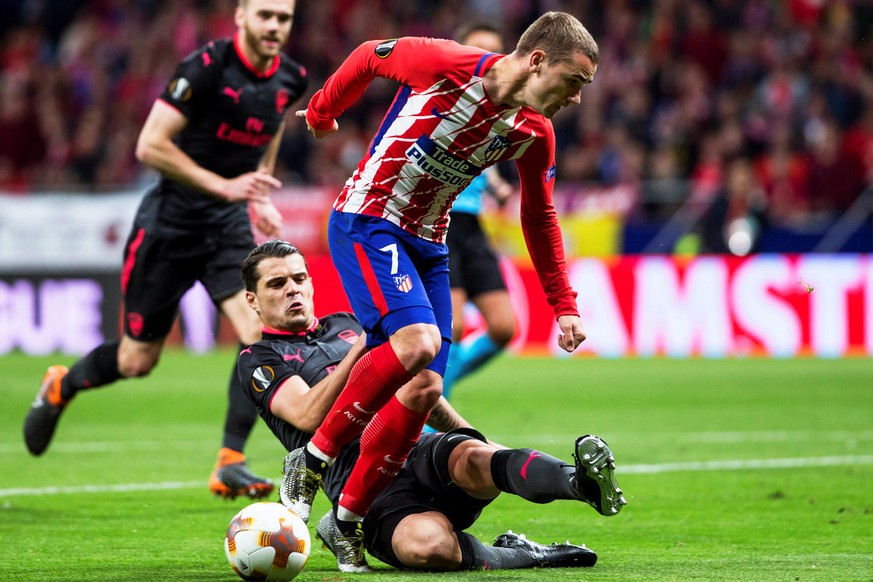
xmin=335 ymin=77 xmax=538 ymax=242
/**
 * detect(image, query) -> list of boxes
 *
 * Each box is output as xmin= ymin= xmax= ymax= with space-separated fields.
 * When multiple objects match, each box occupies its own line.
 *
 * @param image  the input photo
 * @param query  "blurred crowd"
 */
xmin=2 ymin=0 xmax=873 ymax=237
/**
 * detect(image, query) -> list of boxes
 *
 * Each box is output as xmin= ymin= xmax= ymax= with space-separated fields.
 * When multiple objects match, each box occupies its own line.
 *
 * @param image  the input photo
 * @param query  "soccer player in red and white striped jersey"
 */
xmin=281 ymin=12 xmax=600 ymax=567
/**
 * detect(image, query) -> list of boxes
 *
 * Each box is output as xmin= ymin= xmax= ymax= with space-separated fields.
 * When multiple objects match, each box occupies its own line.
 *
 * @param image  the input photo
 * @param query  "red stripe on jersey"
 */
xmin=120 ymin=228 xmax=146 ymax=294
xmin=354 ymin=242 xmax=389 ymax=316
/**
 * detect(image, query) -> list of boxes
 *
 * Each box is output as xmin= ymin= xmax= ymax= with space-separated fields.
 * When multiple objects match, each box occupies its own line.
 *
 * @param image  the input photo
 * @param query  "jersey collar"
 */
xmin=233 ymin=32 xmax=281 ymax=78
xmin=262 ymin=317 xmax=320 ymax=337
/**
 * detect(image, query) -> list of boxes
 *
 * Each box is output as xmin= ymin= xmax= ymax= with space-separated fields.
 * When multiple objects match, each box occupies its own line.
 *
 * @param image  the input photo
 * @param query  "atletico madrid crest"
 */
xmin=394 ymin=274 xmax=413 ymax=293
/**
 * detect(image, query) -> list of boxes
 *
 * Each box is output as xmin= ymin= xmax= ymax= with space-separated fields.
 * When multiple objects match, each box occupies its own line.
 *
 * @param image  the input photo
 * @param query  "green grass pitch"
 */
xmin=2 ymin=350 xmax=872 ymax=581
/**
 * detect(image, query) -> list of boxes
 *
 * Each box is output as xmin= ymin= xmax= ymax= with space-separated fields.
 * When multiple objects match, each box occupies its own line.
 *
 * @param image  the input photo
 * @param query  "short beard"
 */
xmin=244 ymin=26 xmax=281 ymax=60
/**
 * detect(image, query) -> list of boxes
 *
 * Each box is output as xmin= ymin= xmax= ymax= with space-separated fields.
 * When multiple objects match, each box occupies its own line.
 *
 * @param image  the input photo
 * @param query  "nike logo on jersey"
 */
xmin=383 ymin=455 xmax=405 ymax=465
xmin=431 ymin=107 xmax=450 ymax=120
xmin=223 ymin=86 xmax=243 ymax=104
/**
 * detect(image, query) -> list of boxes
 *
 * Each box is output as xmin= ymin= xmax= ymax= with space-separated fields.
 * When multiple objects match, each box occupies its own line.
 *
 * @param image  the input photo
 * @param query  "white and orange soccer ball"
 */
xmin=224 ymin=502 xmax=311 ymax=581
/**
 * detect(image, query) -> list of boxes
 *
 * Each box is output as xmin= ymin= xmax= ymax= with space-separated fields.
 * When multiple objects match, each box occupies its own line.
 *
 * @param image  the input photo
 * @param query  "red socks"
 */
xmin=310 ymin=342 xmax=414 ymax=457
xmin=339 ymin=396 xmax=428 ymax=516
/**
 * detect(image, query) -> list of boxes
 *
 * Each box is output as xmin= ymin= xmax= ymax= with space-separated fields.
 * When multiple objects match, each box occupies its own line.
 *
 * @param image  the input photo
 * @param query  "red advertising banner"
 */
xmin=303 ymin=253 xmax=871 ymax=358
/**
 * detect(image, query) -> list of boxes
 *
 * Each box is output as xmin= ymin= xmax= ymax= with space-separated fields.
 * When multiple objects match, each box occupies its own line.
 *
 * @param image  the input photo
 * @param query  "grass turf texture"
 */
xmin=2 ymin=350 xmax=872 ymax=581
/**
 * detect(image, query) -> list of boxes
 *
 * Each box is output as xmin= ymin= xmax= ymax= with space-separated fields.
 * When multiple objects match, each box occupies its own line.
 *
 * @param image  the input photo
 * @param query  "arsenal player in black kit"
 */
xmin=24 ymin=0 xmax=307 ymax=500
xmin=236 ymin=240 xmax=626 ymax=573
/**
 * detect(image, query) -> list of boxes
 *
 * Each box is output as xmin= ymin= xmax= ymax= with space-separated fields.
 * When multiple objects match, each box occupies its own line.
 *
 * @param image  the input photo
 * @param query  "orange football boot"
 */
xmin=209 ymin=447 xmax=274 ymax=499
xmin=23 ymin=365 xmax=70 ymax=455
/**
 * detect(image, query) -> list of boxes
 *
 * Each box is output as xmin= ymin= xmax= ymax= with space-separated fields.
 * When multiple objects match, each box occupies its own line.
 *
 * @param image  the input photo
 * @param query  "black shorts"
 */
xmin=363 ymin=428 xmax=493 ymax=569
xmin=120 ymin=226 xmax=254 ymax=341
xmin=446 ymin=212 xmax=506 ymax=297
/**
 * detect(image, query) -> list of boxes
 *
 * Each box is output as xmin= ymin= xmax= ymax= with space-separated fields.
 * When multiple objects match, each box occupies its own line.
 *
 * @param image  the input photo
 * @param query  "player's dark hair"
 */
xmin=455 ymin=22 xmax=501 ymax=45
xmin=517 ymin=11 xmax=599 ymax=66
xmin=241 ymin=239 xmax=306 ymax=291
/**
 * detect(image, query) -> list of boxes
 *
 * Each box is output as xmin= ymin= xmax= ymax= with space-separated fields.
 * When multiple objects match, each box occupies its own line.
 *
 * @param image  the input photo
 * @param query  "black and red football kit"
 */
xmin=237 ymin=312 xmax=493 ymax=568
xmin=123 ymin=34 xmax=307 ymax=340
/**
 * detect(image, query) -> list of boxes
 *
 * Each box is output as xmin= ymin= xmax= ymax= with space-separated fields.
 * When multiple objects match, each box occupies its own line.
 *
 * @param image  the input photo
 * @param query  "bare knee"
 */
xmin=391 ymin=324 xmax=442 ymax=372
xmin=448 ymin=441 xmax=500 ymax=499
xmin=488 ymin=320 xmax=515 ymax=347
xmin=475 ymin=291 xmax=516 ymax=347
xmin=117 ymin=354 xmax=158 ymax=378
xmin=117 ymin=340 xmax=161 ymax=378
xmin=393 ymin=516 xmax=460 ymax=570
xmin=400 ymin=536 xmax=458 ymax=570
xmin=396 ymin=372 xmax=443 ymax=414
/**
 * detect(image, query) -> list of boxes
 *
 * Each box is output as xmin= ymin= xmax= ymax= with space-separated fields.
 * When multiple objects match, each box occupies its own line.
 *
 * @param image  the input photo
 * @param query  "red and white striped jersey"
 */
xmin=306 ymin=36 xmax=578 ymax=318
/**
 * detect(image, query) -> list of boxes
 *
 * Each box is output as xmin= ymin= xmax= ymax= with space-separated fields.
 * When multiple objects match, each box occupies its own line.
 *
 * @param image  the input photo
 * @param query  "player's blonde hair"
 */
xmin=516 ymin=12 xmax=599 ymax=67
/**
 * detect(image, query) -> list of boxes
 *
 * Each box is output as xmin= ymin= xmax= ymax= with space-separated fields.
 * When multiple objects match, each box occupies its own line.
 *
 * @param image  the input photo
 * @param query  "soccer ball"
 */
xmin=224 ymin=502 xmax=311 ymax=581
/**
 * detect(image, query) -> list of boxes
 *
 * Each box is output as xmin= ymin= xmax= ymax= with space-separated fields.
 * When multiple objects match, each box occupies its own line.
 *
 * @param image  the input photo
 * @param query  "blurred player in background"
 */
xmin=23 ymin=0 xmax=307 ymax=500
xmin=236 ymin=239 xmax=624 ymax=572
xmin=283 ymin=11 xmax=600 ymax=563
xmin=438 ymin=22 xmax=516 ymax=419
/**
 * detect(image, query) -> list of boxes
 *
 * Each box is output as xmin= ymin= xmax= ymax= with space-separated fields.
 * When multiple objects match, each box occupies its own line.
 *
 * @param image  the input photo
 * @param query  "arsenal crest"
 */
xmin=275 ymin=89 xmax=289 ymax=113
xmin=127 ymin=312 xmax=144 ymax=338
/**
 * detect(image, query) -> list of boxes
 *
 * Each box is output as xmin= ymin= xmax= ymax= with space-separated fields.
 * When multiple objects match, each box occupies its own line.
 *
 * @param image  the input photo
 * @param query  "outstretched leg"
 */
xmin=453 ymin=434 xmax=627 ymax=515
xmin=24 ymin=339 xmax=125 ymax=456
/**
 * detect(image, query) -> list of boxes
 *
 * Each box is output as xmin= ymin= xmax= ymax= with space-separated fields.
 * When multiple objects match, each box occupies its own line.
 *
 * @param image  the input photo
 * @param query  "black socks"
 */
xmin=221 ymin=350 xmax=258 ymax=452
xmin=489 ymin=447 xmax=576 ymax=503
xmin=61 ymin=340 xmax=121 ymax=400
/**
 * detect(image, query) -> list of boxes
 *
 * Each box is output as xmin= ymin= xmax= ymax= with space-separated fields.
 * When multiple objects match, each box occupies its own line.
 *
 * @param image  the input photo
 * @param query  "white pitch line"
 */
xmin=0 ymin=481 xmax=203 ymax=497
xmin=2 ymin=455 xmax=873 ymax=498
xmin=4 ymin=430 xmax=872 ymax=455
xmin=620 ymin=455 xmax=873 ymax=474
xmin=486 ymin=430 xmax=873 ymax=448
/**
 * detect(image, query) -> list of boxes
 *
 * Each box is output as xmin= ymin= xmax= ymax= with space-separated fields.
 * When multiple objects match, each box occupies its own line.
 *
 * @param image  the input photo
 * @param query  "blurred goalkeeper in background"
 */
xmin=23 ymin=0 xmax=307 ymax=500
xmin=235 ymin=239 xmax=626 ymax=572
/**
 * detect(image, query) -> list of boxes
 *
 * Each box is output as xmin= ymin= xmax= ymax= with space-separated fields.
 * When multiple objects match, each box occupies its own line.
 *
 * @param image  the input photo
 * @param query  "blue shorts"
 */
xmin=327 ymin=210 xmax=452 ymax=375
